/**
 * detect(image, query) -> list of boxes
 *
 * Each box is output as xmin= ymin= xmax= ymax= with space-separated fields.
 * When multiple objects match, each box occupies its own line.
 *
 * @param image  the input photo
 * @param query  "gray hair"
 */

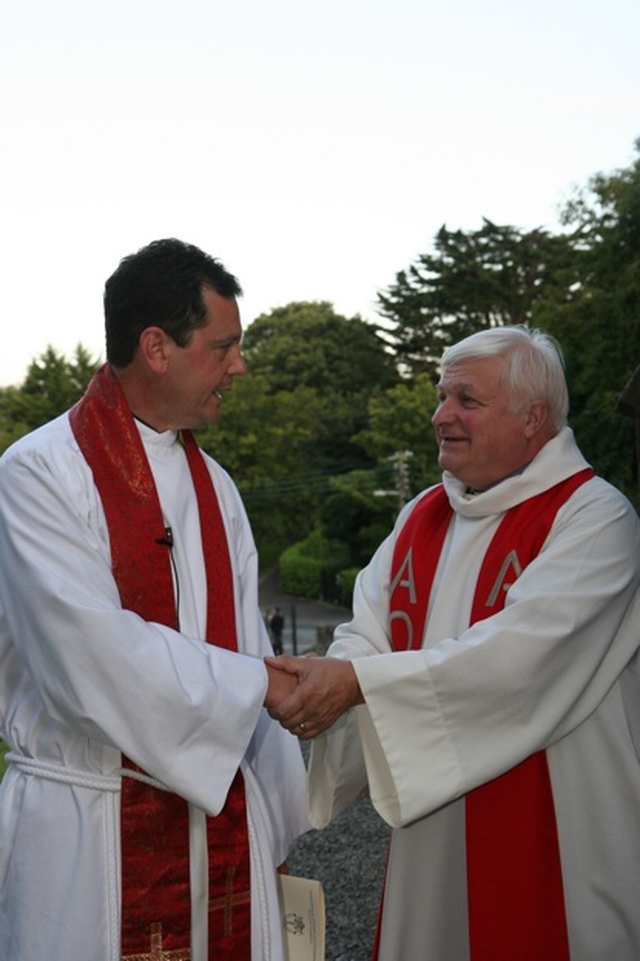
xmin=440 ymin=325 xmax=569 ymax=433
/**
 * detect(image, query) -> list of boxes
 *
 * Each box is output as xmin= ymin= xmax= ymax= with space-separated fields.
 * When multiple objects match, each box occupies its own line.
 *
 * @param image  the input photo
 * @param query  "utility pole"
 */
xmin=395 ymin=450 xmax=412 ymax=508
xmin=374 ymin=451 xmax=413 ymax=511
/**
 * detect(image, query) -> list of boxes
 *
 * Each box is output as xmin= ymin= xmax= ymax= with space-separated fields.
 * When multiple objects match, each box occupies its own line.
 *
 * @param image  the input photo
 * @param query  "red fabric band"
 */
xmin=70 ymin=364 xmax=251 ymax=960
xmin=388 ymin=469 xmax=594 ymax=960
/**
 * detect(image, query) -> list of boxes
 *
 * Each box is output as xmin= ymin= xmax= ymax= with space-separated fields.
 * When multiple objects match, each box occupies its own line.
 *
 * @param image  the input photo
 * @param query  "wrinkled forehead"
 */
xmin=438 ymin=353 xmax=508 ymax=389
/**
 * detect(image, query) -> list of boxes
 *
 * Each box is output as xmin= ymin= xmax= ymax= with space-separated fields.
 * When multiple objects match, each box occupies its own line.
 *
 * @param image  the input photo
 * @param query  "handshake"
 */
xmin=263 ymin=654 xmax=364 ymax=739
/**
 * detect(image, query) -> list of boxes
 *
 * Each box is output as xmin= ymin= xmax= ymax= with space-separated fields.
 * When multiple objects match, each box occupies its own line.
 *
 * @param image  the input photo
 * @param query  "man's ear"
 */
xmin=524 ymin=401 xmax=549 ymax=438
xmin=137 ymin=327 xmax=171 ymax=374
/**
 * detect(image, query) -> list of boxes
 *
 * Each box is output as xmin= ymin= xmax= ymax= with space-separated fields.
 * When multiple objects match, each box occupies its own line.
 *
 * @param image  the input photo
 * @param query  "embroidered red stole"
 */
xmin=69 ymin=364 xmax=251 ymax=961
xmin=389 ymin=468 xmax=594 ymax=960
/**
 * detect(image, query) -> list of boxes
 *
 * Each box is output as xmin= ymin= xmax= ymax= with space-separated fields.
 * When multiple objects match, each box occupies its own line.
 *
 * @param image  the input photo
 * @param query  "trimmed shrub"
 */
xmin=279 ymin=529 xmax=350 ymax=599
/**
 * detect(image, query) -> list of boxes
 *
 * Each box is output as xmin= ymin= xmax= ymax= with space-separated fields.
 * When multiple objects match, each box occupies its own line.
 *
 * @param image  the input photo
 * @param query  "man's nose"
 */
xmin=432 ymin=400 xmax=450 ymax=426
xmin=230 ymin=347 xmax=247 ymax=377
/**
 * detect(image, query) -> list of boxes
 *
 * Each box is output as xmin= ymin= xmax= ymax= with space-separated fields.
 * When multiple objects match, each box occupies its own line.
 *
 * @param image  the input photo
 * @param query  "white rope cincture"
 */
xmin=5 ymin=752 xmax=168 ymax=792
xmin=113 ymin=766 xmax=169 ymax=791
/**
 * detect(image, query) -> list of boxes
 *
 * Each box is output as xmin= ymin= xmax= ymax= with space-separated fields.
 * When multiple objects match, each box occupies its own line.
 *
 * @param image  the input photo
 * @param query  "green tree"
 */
xmin=242 ymin=301 xmax=398 ymax=394
xmin=0 ymin=345 xmax=100 ymax=453
xmin=377 ymin=219 xmax=579 ymax=379
xmin=319 ymin=469 xmax=398 ymax=570
xmin=543 ymin=140 xmax=640 ymax=499
xmin=201 ymin=301 xmax=402 ymax=565
xmin=355 ymin=374 xmax=441 ymax=496
xmin=197 ymin=374 xmax=326 ymax=567
xmin=241 ymin=301 xmax=400 ymax=474
xmin=315 ymin=376 xmax=441 ymax=571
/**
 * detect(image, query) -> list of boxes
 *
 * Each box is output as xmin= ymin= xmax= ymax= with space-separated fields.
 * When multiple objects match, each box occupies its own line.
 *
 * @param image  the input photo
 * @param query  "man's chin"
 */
xmin=201 ymin=397 xmax=223 ymax=427
xmin=185 ymin=410 xmax=221 ymax=432
xmin=200 ymin=412 xmax=221 ymax=429
xmin=438 ymin=454 xmax=457 ymax=473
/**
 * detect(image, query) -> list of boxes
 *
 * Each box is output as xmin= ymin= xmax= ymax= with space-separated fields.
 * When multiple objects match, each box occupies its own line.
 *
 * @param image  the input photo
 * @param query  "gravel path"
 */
xmin=286 ymin=744 xmax=390 ymax=961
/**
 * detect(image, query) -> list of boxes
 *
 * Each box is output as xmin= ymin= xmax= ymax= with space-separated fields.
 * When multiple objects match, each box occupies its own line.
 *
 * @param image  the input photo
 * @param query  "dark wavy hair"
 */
xmin=104 ymin=238 xmax=242 ymax=367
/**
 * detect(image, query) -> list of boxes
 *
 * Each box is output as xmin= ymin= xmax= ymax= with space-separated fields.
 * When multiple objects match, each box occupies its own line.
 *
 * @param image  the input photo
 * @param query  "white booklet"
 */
xmin=278 ymin=874 xmax=326 ymax=961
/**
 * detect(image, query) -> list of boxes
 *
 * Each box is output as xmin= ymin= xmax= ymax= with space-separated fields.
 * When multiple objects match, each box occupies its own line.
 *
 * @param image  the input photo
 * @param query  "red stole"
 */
xmin=389 ymin=468 xmax=594 ymax=961
xmin=69 ymin=364 xmax=251 ymax=961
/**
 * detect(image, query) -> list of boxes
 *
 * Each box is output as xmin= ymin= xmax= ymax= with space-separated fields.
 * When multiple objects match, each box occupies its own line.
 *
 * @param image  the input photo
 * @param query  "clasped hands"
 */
xmin=264 ymin=654 xmax=364 ymax=739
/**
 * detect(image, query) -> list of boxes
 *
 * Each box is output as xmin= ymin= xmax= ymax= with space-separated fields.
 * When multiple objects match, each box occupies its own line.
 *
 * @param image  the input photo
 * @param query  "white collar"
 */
xmin=443 ymin=428 xmax=590 ymax=518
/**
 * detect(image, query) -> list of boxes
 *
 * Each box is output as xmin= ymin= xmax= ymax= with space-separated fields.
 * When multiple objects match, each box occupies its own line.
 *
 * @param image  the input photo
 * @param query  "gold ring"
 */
xmin=299 ymin=722 xmax=306 ymax=733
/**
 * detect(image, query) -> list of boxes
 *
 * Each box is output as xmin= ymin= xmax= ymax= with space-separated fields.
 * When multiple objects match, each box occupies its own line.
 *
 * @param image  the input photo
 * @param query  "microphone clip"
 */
xmin=155 ymin=526 xmax=174 ymax=548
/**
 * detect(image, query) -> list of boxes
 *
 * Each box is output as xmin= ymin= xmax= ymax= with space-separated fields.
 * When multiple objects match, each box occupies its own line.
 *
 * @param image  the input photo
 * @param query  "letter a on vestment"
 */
xmin=485 ymin=550 xmax=523 ymax=608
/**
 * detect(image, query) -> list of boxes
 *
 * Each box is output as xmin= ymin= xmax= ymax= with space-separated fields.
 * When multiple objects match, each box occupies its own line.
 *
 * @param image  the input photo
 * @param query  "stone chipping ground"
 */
xmin=286 ymin=744 xmax=390 ymax=961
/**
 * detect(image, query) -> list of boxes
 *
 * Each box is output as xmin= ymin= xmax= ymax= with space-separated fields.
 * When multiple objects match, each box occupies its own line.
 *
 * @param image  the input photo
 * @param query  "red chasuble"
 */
xmin=388 ymin=469 xmax=594 ymax=961
xmin=70 ymin=364 xmax=251 ymax=961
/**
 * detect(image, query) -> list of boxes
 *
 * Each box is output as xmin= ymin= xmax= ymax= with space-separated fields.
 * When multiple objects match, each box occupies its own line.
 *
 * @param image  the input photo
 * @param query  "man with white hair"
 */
xmin=267 ymin=325 xmax=640 ymax=960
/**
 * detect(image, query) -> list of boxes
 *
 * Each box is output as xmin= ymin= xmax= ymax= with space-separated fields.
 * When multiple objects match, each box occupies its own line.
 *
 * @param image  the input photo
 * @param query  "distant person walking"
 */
xmin=268 ymin=607 xmax=285 ymax=655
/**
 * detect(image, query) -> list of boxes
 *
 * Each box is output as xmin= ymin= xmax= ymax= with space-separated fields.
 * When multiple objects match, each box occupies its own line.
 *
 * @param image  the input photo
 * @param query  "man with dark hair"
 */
xmin=0 ymin=239 xmax=308 ymax=961
xmin=104 ymin=238 xmax=244 ymax=367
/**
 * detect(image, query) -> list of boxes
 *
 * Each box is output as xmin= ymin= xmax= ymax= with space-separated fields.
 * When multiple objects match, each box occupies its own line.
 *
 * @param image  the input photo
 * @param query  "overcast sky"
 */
xmin=1 ymin=0 xmax=638 ymax=386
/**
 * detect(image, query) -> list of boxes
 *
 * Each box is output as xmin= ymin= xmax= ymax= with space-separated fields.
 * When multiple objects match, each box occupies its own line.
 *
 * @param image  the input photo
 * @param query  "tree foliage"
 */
xmin=377 ymin=219 xmax=581 ymax=379
xmin=241 ymin=301 xmax=401 ymax=476
xmin=242 ymin=301 xmax=398 ymax=395
xmin=542 ymin=140 xmax=640 ymax=498
xmin=356 ymin=374 xmax=441 ymax=496
xmin=0 ymin=344 xmax=99 ymax=452
xmin=196 ymin=374 xmax=325 ymax=567
xmin=197 ymin=302 xmax=402 ymax=566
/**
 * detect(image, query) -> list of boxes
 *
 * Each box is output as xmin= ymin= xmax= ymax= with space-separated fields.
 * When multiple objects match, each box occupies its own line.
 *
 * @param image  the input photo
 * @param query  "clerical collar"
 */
xmin=133 ymin=415 xmax=179 ymax=440
xmin=133 ymin=414 xmax=162 ymax=432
